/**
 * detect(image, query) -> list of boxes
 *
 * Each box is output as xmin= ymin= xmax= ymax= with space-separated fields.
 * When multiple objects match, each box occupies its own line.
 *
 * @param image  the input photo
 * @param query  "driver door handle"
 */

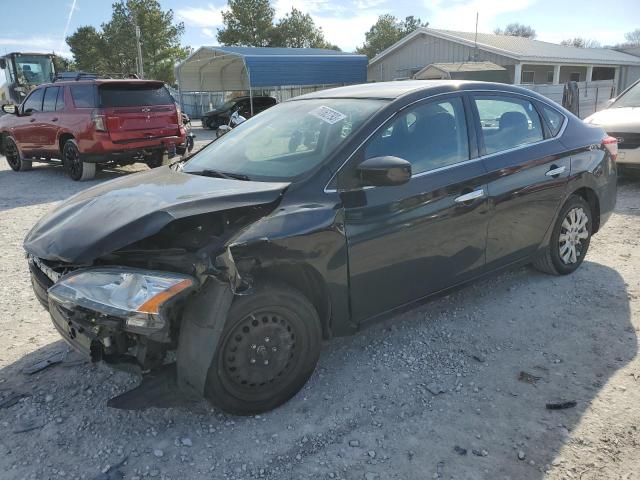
xmin=52 ymin=117 xmax=59 ymax=122
xmin=455 ymin=189 xmax=485 ymax=203
xmin=29 ymin=118 xmax=36 ymax=123
xmin=545 ymin=165 xmax=566 ymax=177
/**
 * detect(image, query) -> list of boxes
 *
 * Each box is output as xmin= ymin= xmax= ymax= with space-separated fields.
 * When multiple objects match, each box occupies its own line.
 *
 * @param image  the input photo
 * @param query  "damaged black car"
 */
xmin=24 ymin=81 xmax=617 ymax=414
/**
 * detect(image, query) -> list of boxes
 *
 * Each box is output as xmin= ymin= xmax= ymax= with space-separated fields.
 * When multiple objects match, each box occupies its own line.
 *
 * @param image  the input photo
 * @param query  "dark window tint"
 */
xmin=474 ymin=96 xmax=543 ymax=155
xmin=70 ymin=85 xmax=96 ymax=108
xmin=98 ymin=84 xmax=173 ymax=107
xmin=42 ymin=87 xmax=59 ymax=112
xmin=540 ymin=104 xmax=564 ymax=136
xmin=365 ymin=97 xmax=470 ymax=175
xmin=56 ymin=87 xmax=65 ymax=111
xmin=22 ymin=88 xmax=44 ymax=113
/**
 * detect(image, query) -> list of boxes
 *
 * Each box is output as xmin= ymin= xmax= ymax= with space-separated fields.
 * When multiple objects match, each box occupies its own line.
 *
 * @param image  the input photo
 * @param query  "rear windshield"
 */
xmin=98 ymin=84 xmax=173 ymax=108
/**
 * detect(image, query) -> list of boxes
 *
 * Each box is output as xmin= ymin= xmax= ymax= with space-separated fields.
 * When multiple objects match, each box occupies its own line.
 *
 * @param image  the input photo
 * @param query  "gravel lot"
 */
xmin=1 ymin=127 xmax=639 ymax=480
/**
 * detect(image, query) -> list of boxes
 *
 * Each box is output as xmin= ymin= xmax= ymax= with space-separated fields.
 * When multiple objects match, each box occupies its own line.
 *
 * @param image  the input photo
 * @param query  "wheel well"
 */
xmin=572 ymin=187 xmax=601 ymax=233
xmin=58 ymin=133 xmax=75 ymax=153
xmin=256 ymin=263 xmax=332 ymax=340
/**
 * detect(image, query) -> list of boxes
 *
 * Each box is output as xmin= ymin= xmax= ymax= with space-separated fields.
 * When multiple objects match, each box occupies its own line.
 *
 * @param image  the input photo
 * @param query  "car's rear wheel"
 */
xmin=62 ymin=139 xmax=95 ymax=181
xmin=205 ymin=282 xmax=322 ymax=415
xmin=206 ymin=117 xmax=218 ymax=129
xmin=532 ymin=195 xmax=592 ymax=275
xmin=4 ymin=136 xmax=32 ymax=172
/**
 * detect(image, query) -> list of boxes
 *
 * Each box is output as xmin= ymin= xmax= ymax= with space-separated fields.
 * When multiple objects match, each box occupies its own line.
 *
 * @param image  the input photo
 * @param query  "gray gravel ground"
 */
xmin=1 ymin=126 xmax=639 ymax=479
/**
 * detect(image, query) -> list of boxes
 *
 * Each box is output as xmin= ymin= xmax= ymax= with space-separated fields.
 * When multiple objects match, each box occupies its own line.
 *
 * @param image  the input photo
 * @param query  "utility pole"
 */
xmin=135 ymin=24 xmax=144 ymax=78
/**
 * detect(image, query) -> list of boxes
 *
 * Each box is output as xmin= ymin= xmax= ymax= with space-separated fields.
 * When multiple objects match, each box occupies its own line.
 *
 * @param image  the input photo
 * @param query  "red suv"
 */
xmin=0 ymin=77 xmax=186 ymax=180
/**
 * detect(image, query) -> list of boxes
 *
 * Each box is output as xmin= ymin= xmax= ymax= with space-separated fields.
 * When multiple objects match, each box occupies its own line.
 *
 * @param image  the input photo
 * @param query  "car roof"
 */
xmin=36 ymin=79 xmax=165 ymax=88
xmin=294 ymin=80 xmax=545 ymax=100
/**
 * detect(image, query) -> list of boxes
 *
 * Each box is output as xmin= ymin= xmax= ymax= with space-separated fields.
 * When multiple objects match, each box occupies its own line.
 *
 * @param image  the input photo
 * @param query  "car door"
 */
xmin=39 ymin=86 xmax=62 ymax=154
xmin=340 ymin=94 xmax=490 ymax=322
xmin=471 ymin=93 xmax=571 ymax=268
xmin=12 ymin=87 xmax=45 ymax=153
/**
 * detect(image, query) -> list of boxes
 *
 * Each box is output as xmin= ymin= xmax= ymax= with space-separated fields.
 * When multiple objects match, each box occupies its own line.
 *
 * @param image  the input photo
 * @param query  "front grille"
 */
xmin=608 ymin=132 xmax=640 ymax=150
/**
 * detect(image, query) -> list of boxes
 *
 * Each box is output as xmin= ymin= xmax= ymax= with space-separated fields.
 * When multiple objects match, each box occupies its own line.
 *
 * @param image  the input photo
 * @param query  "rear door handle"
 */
xmin=52 ymin=117 xmax=58 ymax=122
xmin=454 ymin=189 xmax=485 ymax=203
xmin=545 ymin=166 xmax=566 ymax=177
xmin=29 ymin=118 xmax=36 ymax=123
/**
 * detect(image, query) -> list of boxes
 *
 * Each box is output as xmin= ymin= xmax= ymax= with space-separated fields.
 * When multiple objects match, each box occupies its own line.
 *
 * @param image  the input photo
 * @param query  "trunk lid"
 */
xmin=98 ymin=81 xmax=180 ymax=143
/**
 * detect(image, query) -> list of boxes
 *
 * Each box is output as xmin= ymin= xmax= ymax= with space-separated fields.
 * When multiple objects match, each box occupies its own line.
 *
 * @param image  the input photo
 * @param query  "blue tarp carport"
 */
xmin=175 ymin=46 xmax=368 ymax=111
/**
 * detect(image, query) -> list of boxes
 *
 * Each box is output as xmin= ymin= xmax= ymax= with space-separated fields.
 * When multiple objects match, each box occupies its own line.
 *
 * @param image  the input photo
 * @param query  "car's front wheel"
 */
xmin=205 ymin=282 xmax=322 ymax=415
xmin=4 ymin=136 xmax=32 ymax=172
xmin=62 ymin=139 xmax=95 ymax=181
xmin=533 ymin=194 xmax=592 ymax=275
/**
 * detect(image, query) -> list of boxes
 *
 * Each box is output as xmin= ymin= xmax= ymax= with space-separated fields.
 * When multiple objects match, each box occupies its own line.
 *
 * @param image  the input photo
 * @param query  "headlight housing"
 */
xmin=48 ymin=268 xmax=196 ymax=335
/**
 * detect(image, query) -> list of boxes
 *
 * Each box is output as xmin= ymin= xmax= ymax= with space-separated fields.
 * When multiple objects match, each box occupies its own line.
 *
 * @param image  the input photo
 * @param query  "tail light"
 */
xmin=91 ymin=110 xmax=107 ymax=132
xmin=602 ymin=136 xmax=618 ymax=161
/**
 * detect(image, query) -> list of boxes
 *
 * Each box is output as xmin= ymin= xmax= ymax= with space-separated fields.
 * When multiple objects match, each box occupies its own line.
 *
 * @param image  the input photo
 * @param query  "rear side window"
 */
xmin=56 ymin=87 xmax=65 ymax=111
xmin=70 ymin=85 xmax=96 ymax=108
xmin=540 ymin=104 xmax=564 ymax=137
xmin=474 ymin=95 xmax=543 ymax=155
xmin=23 ymin=88 xmax=44 ymax=113
xmin=42 ymin=87 xmax=59 ymax=112
xmin=365 ymin=96 xmax=470 ymax=175
xmin=98 ymin=84 xmax=173 ymax=107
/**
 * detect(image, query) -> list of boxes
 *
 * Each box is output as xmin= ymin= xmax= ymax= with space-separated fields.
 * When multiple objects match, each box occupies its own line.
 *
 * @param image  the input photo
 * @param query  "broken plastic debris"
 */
xmin=23 ymin=349 xmax=68 ymax=375
xmin=546 ymin=400 xmax=577 ymax=410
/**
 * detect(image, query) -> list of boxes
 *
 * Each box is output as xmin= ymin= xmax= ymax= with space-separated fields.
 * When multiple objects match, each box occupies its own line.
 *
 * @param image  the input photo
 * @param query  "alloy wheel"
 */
xmin=5 ymin=138 xmax=21 ymax=170
xmin=558 ymin=207 xmax=589 ymax=264
xmin=64 ymin=144 xmax=82 ymax=179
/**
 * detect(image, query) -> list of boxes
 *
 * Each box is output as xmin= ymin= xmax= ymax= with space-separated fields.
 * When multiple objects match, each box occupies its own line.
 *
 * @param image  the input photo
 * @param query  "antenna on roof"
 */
xmin=474 ymin=12 xmax=479 ymax=61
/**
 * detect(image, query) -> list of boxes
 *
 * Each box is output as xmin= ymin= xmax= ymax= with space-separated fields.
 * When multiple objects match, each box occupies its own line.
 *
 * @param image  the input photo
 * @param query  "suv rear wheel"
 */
xmin=146 ymin=151 xmax=171 ymax=168
xmin=205 ymin=282 xmax=322 ymax=414
xmin=4 ymin=136 xmax=32 ymax=172
xmin=62 ymin=139 xmax=96 ymax=181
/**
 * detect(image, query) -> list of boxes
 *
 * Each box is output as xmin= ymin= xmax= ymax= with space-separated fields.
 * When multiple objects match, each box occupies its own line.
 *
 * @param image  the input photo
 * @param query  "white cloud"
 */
xmin=201 ymin=27 xmax=216 ymax=38
xmin=423 ymin=0 xmax=537 ymax=33
xmin=273 ymin=0 xmax=335 ymax=17
xmin=177 ymin=4 xmax=224 ymax=28
xmin=313 ymin=13 xmax=380 ymax=51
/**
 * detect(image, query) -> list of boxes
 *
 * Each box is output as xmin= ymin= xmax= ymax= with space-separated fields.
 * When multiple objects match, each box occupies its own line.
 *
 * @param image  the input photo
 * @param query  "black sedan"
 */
xmin=24 ymin=81 xmax=617 ymax=414
xmin=201 ymin=95 xmax=277 ymax=129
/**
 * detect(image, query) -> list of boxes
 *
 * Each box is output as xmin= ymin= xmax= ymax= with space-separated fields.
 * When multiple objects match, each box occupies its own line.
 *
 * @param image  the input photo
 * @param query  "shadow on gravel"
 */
xmin=0 ymin=261 xmax=634 ymax=480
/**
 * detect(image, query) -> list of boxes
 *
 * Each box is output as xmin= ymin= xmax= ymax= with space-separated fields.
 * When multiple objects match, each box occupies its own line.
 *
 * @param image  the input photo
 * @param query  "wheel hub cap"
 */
xmin=559 ymin=207 xmax=589 ymax=264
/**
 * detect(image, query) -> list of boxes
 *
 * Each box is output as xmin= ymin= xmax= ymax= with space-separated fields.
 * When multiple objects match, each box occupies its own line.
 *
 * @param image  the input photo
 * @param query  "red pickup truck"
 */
xmin=0 ymin=77 xmax=186 ymax=180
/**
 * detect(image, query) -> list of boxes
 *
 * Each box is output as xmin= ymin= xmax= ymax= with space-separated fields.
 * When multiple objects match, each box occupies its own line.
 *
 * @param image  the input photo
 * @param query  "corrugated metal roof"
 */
xmin=177 ymin=46 xmax=368 ymax=90
xmin=428 ymin=61 xmax=506 ymax=72
xmin=370 ymin=28 xmax=640 ymax=66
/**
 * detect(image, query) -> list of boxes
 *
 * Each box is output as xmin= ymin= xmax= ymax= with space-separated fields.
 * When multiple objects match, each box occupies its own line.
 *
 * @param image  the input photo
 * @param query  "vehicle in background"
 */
xmin=0 ymin=52 xmax=56 ymax=105
xmin=201 ymin=95 xmax=276 ymax=130
xmin=215 ymin=108 xmax=246 ymax=138
xmin=585 ymin=79 xmax=640 ymax=176
xmin=0 ymin=75 xmax=186 ymax=181
xmin=24 ymin=81 xmax=617 ymax=414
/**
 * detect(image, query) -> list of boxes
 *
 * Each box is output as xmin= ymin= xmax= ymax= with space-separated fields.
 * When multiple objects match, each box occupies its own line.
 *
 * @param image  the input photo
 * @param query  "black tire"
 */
xmin=206 ymin=117 xmax=218 ymax=129
xmin=532 ymin=194 xmax=592 ymax=275
xmin=146 ymin=151 xmax=171 ymax=168
xmin=4 ymin=136 xmax=32 ymax=172
xmin=62 ymin=139 xmax=95 ymax=181
xmin=205 ymin=282 xmax=322 ymax=415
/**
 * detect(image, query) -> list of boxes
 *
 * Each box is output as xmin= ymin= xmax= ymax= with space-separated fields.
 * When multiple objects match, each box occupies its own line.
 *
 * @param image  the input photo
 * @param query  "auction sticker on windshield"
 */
xmin=309 ymin=106 xmax=347 ymax=124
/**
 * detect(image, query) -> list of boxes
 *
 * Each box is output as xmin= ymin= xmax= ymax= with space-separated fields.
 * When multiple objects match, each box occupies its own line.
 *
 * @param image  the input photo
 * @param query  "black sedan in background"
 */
xmin=24 ymin=81 xmax=617 ymax=414
xmin=201 ymin=95 xmax=277 ymax=129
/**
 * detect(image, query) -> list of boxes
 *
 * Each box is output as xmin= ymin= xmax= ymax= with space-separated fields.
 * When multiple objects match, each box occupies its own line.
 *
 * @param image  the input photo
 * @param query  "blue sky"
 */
xmin=1 ymin=0 xmax=639 ymax=64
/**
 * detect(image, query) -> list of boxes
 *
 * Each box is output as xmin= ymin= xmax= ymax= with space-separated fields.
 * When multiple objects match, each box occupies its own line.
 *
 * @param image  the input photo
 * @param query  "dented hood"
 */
xmin=24 ymin=166 xmax=289 ymax=264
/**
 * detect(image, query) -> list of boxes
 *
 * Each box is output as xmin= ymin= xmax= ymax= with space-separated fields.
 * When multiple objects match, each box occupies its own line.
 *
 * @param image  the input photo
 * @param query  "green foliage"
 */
xmin=217 ymin=0 xmax=276 ymax=47
xmin=356 ymin=15 xmax=428 ymax=58
xmin=493 ymin=23 xmax=536 ymax=39
xmin=272 ymin=8 xmax=332 ymax=48
xmin=66 ymin=0 xmax=190 ymax=84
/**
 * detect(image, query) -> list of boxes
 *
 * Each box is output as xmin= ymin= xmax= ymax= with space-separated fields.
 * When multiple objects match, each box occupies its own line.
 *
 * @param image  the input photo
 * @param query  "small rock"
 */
xmin=518 ymin=451 xmax=526 ymax=461
xmin=426 ymin=383 xmax=446 ymax=395
xmin=153 ymin=449 xmax=164 ymax=458
xmin=44 ymin=394 xmax=54 ymax=403
xmin=367 ymin=450 xmax=376 ymax=458
xmin=180 ymin=437 xmax=192 ymax=447
xmin=453 ymin=445 xmax=467 ymax=455
xmin=349 ymin=440 xmax=360 ymax=447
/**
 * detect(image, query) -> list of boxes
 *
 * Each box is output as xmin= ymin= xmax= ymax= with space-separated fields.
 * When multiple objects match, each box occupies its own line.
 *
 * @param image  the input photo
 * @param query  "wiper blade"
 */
xmin=193 ymin=169 xmax=251 ymax=181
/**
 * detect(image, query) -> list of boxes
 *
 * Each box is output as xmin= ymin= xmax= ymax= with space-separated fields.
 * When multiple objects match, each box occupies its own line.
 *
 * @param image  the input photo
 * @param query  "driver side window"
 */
xmin=22 ymin=88 xmax=44 ymax=113
xmin=364 ymin=96 xmax=470 ymax=175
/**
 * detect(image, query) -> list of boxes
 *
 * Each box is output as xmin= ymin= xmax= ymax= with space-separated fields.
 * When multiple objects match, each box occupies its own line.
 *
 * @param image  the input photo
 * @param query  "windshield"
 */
xmin=14 ymin=55 xmax=55 ymax=85
xmin=611 ymin=81 xmax=640 ymax=108
xmin=183 ymin=98 xmax=388 ymax=181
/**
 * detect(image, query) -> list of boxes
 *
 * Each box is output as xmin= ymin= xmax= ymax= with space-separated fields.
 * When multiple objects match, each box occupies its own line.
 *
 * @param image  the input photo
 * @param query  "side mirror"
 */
xmin=1 ymin=104 xmax=17 ymax=115
xmin=357 ymin=156 xmax=412 ymax=187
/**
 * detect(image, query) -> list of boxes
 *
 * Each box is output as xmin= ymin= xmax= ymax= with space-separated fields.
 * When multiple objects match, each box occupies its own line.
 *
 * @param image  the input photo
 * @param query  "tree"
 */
xmin=272 ymin=8 xmax=333 ymax=49
xmin=624 ymin=29 xmax=640 ymax=46
xmin=560 ymin=37 xmax=601 ymax=48
xmin=494 ymin=23 xmax=536 ymax=39
xmin=217 ymin=0 xmax=275 ymax=47
xmin=357 ymin=15 xmax=428 ymax=58
xmin=66 ymin=0 xmax=189 ymax=84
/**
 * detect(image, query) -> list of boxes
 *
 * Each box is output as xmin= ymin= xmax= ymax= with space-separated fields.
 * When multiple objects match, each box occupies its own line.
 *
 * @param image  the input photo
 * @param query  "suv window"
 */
xmin=42 ymin=87 xmax=59 ymax=112
xmin=540 ymin=104 xmax=564 ymax=137
xmin=23 ymin=88 xmax=44 ymax=113
xmin=70 ymin=85 xmax=96 ymax=108
xmin=364 ymin=96 xmax=470 ymax=175
xmin=474 ymin=95 xmax=543 ymax=155
xmin=56 ymin=87 xmax=65 ymax=111
xmin=98 ymin=84 xmax=173 ymax=107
